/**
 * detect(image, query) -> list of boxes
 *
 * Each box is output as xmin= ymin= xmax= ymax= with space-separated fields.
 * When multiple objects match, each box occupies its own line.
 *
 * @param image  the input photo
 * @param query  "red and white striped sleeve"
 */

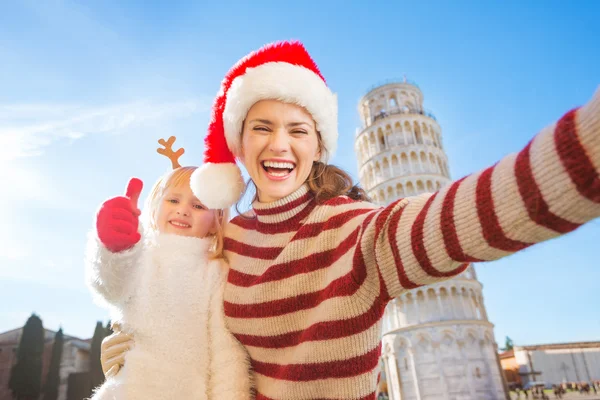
xmin=369 ymin=87 xmax=600 ymax=299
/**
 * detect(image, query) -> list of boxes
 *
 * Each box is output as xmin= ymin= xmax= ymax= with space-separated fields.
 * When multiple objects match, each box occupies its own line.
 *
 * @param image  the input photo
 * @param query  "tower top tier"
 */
xmin=359 ymin=80 xmax=436 ymax=129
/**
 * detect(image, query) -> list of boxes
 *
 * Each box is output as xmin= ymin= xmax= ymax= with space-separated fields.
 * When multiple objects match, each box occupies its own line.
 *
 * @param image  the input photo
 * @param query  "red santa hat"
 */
xmin=190 ymin=40 xmax=338 ymax=209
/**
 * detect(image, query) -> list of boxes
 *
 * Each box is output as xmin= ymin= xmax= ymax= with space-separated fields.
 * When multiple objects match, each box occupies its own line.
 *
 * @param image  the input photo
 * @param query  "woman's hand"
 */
xmin=101 ymin=328 xmax=134 ymax=378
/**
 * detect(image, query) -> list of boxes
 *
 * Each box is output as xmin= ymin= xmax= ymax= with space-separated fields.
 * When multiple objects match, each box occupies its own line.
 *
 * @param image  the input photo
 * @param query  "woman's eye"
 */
xmin=168 ymin=199 xmax=178 ymax=204
xmin=253 ymin=126 xmax=269 ymax=132
xmin=292 ymin=130 xmax=307 ymax=135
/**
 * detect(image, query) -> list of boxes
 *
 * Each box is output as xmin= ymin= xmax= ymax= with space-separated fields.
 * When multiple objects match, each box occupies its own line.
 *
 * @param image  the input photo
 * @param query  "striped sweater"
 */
xmin=222 ymin=88 xmax=600 ymax=400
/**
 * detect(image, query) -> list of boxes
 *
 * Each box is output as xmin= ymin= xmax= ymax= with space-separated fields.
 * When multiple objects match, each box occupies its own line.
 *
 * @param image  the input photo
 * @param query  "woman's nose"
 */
xmin=269 ymin=129 xmax=289 ymax=153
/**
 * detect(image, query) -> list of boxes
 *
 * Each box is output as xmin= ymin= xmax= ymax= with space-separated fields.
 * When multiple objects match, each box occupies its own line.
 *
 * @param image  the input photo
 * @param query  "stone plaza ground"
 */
xmin=510 ymin=391 xmax=600 ymax=400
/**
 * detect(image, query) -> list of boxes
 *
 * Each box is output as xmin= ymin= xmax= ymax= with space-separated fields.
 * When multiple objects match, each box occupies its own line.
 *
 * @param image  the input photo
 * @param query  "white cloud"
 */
xmin=0 ymin=99 xmax=210 ymax=162
xmin=0 ymin=249 xmax=86 ymax=291
xmin=0 ymin=241 xmax=27 ymax=261
xmin=0 ymin=160 xmax=62 ymax=199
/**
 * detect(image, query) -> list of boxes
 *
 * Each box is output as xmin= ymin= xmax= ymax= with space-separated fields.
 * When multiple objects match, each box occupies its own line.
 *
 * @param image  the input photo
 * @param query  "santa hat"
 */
xmin=190 ymin=40 xmax=338 ymax=209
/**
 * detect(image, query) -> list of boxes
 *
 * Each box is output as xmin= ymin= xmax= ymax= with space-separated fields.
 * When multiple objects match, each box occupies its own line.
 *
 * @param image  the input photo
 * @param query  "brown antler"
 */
xmin=157 ymin=136 xmax=185 ymax=169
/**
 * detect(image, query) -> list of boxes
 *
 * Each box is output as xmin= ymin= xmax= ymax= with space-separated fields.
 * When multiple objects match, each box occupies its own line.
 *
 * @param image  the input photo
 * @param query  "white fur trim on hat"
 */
xmin=190 ymin=162 xmax=245 ymax=209
xmin=223 ymin=62 xmax=338 ymax=163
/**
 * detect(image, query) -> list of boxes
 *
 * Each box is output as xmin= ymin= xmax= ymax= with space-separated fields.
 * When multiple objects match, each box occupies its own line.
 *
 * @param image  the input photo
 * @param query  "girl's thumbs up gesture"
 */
xmin=96 ymin=178 xmax=144 ymax=253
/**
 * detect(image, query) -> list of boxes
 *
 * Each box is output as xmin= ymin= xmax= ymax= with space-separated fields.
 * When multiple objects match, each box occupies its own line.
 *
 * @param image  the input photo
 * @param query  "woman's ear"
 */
xmin=314 ymin=136 xmax=322 ymax=162
xmin=313 ymin=148 xmax=321 ymax=162
xmin=314 ymin=129 xmax=323 ymax=162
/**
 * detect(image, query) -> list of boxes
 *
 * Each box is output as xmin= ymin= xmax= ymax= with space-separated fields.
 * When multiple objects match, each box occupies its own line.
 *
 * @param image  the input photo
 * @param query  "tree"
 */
xmin=504 ymin=336 xmax=514 ymax=351
xmin=89 ymin=321 xmax=107 ymax=393
xmin=42 ymin=328 xmax=64 ymax=400
xmin=105 ymin=320 xmax=114 ymax=336
xmin=9 ymin=314 xmax=45 ymax=400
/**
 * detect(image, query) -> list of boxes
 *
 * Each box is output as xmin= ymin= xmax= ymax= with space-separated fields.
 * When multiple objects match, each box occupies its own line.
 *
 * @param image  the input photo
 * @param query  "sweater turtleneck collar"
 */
xmin=251 ymin=184 xmax=315 ymax=225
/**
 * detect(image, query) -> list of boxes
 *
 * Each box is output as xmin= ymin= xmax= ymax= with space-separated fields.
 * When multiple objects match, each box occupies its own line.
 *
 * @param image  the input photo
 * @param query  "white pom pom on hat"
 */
xmin=191 ymin=40 xmax=338 ymax=209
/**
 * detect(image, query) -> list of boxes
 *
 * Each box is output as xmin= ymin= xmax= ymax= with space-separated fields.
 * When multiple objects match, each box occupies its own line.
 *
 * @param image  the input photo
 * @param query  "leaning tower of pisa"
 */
xmin=355 ymin=80 xmax=508 ymax=400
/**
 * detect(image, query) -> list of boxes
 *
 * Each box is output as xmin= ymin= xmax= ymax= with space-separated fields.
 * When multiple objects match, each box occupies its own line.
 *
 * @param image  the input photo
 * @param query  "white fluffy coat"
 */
xmin=85 ymin=232 xmax=253 ymax=400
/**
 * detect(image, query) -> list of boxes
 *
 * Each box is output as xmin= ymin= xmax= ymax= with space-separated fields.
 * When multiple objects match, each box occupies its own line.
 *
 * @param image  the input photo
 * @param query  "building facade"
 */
xmin=0 ymin=326 xmax=91 ymax=400
xmin=500 ymin=342 xmax=600 ymax=389
xmin=355 ymin=80 xmax=508 ymax=400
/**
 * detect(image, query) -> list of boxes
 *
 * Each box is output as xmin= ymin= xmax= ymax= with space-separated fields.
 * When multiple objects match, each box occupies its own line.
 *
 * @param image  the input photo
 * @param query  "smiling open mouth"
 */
xmin=169 ymin=221 xmax=191 ymax=228
xmin=262 ymin=160 xmax=296 ymax=177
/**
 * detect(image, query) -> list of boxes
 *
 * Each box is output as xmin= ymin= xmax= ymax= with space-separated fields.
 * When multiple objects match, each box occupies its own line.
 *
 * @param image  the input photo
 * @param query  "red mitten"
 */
xmin=96 ymin=178 xmax=144 ymax=253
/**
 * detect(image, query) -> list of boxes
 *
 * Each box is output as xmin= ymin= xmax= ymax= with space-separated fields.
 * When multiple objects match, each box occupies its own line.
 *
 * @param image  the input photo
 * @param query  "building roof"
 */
xmin=515 ymin=341 xmax=600 ymax=351
xmin=499 ymin=341 xmax=600 ymax=358
xmin=0 ymin=326 xmax=89 ymax=344
xmin=499 ymin=349 xmax=514 ymax=359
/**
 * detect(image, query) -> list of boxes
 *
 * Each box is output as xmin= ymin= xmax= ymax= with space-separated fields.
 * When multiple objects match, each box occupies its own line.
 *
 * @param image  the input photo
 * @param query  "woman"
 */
xmin=102 ymin=40 xmax=600 ymax=400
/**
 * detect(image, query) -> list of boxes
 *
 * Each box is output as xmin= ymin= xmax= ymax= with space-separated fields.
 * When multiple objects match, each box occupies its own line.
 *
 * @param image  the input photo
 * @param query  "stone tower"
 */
xmin=354 ymin=80 xmax=508 ymax=400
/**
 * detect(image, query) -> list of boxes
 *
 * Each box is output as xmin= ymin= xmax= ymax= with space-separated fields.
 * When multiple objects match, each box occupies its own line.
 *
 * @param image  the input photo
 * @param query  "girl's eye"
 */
xmin=193 ymin=204 xmax=205 ymax=210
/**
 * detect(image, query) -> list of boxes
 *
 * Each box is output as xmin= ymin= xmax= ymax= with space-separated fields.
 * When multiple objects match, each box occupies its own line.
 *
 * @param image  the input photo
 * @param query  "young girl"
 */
xmin=85 ymin=137 xmax=253 ymax=400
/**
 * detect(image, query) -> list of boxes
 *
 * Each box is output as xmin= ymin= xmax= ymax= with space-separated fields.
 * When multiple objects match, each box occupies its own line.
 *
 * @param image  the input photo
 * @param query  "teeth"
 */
xmin=267 ymin=170 xmax=289 ymax=177
xmin=263 ymin=160 xmax=295 ymax=169
xmin=171 ymin=221 xmax=190 ymax=227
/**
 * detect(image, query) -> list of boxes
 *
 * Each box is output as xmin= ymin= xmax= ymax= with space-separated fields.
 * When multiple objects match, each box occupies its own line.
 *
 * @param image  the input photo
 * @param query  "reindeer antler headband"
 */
xmin=157 ymin=136 xmax=185 ymax=169
xmin=156 ymin=136 xmax=225 ymax=215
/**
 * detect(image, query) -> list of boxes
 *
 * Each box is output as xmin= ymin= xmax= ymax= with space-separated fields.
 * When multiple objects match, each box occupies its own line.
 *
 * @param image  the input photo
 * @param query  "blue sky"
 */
xmin=1 ymin=0 xmax=598 ymax=347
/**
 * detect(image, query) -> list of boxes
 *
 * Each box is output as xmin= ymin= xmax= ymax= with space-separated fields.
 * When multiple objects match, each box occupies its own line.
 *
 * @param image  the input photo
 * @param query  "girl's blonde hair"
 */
xmin=142 ymin=166 xmax=229 ymax=259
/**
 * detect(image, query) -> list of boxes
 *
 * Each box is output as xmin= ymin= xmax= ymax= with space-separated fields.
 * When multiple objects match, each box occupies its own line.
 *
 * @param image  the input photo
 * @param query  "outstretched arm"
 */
xmin=366 ymin=87 xmax=600 ymax=300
